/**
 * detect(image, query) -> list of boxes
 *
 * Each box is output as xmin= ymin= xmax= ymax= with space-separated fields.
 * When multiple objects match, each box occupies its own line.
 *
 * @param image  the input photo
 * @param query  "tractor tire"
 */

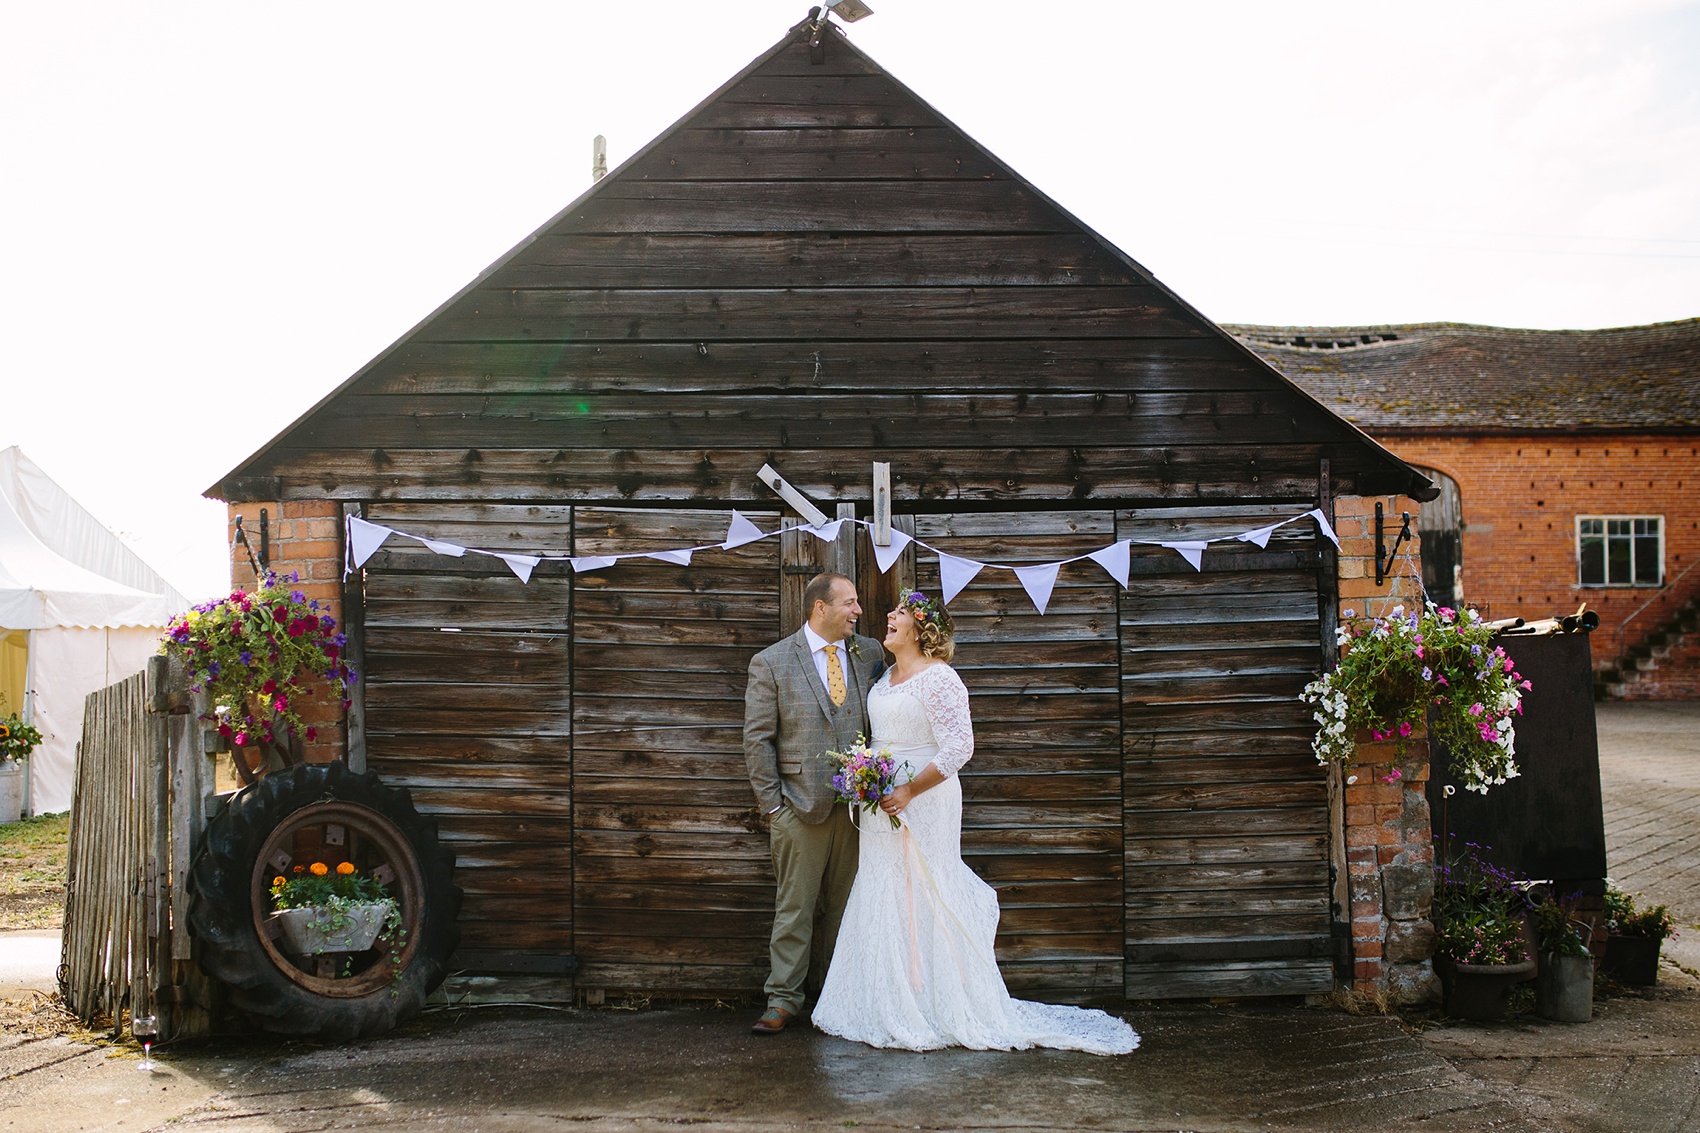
xmin=189 ymin=761 xmax=461 ymax=1039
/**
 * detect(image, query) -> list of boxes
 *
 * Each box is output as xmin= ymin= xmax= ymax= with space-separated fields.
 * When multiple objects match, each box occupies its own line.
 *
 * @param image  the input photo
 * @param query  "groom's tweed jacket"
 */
xmin=744 ymin=627 xmax=885 ymax=824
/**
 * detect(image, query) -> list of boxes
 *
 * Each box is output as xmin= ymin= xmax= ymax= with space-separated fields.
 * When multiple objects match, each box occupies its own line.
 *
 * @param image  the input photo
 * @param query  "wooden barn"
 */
xmin=211 ymin=13 xmax=1434 ymax=1003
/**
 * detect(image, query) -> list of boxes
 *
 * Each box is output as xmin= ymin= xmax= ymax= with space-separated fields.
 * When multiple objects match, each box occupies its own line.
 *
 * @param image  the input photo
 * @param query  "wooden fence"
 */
xmin=60 ymin=657 xmax=215 ymax=1037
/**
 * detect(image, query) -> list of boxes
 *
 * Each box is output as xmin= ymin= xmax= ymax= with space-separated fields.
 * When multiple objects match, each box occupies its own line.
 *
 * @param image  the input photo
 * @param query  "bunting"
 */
xmin=938 ymin=553 xmax=985 ymax=604
xmin=346 ymin=516 xmax=393 ymax=572
xmin=343 ymin=504 xmax=1350 ymax=611
xmin=1013 ymin=563 xmax=1062 ymax=615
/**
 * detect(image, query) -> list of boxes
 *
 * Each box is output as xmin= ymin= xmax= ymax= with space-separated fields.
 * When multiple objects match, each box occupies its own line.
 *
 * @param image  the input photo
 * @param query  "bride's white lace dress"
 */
xmin=810 ymin=663 xmax=1138 ymax=1054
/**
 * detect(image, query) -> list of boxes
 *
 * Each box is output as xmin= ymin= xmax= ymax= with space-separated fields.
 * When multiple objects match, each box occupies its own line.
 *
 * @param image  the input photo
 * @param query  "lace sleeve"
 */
xmin=920 ymin=665 xmax=975 ymax=777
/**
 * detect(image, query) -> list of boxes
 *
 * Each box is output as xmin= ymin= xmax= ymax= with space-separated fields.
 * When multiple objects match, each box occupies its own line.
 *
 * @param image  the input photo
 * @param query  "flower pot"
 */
xmin=271 ymin=903 xmax=391 ymax=955
xmin=1602 ymin=933 xmax=1662 ymax=986
xmin=1434 ymin=954 xmax=1536 ymax=1020
xmin=0 ymin=761 xmax=23 ymax=824
xmin=1535 ymin=952 xmax=1593 ymax=1022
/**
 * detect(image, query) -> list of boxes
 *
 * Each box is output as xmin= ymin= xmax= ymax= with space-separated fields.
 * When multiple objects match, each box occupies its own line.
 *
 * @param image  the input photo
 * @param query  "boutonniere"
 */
xmin=845 ymin=636 xmax=863 ymax=659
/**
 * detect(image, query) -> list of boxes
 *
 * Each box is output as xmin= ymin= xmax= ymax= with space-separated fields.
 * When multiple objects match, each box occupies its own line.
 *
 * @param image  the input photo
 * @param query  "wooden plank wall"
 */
xmin=361 ymin=504 xmax=574 ymax=971
xmin=1118 ymin=506 xmax=1335 ymax=998
xmin=912 ymin=512 xmax=1124 ymax=1003
xmin=570 ymin=507 xmax=780 ymax=992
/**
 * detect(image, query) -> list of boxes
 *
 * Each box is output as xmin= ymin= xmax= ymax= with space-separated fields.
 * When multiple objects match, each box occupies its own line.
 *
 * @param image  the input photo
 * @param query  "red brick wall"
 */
xmin=1334 ymin=495 xmax=1438 ymax=1003
xmin=225 ymin=501 xmax=346 ymax=763
xmin=1372 ymin=433 xmax=1700 ymax=675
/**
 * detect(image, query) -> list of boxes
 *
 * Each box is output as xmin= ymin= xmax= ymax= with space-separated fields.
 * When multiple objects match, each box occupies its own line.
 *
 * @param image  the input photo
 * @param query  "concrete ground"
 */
xmin=2 ymin=701 xmax=1697 ymax=1133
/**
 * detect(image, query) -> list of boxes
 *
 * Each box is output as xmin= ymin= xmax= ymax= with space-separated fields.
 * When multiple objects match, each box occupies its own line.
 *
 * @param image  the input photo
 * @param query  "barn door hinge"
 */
xmin=1374 ymin=502 xmax=1412 ymax=586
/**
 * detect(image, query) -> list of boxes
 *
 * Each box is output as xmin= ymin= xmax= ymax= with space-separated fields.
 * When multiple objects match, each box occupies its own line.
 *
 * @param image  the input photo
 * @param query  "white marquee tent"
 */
xmin=0 ymin=447 xmax=188 ymax=814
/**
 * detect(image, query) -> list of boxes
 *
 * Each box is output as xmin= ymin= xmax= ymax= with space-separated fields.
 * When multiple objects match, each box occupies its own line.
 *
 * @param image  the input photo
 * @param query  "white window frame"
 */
xmin=1576 ymin=515 xmax=1664 ymax=588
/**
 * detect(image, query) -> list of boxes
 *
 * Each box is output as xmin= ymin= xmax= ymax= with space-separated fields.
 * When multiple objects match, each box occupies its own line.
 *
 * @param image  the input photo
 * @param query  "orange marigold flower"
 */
xmin=293 ymin=864 xmax=306 ymax=874
xmin=309 ymin=862 xmax=329 ymax=876
xmin=273 ymin=876 xmax=286 ymax=887
xmin=335 ymin=862 xmax=356 ymax=876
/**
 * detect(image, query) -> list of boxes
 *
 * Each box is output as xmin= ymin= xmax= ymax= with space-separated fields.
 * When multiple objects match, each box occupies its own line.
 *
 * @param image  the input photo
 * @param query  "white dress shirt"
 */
xmin=802 ymin=622 xmax=848 ymax=697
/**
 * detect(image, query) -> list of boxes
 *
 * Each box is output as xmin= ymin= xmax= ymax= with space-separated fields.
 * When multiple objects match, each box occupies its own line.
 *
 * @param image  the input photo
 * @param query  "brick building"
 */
xmin=1231 ymin=319 xmax=1700 ymax=698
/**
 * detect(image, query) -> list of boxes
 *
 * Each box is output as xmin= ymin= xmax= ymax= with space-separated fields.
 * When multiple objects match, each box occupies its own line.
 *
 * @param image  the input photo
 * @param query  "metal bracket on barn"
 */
xmin=1374 ymin=502 xmax=1412 ymax=586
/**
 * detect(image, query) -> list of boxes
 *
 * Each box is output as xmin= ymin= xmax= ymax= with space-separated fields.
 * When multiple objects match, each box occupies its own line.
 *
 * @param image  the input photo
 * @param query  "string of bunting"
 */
xmin=345 ymin=508 xmax=1338 ymax=616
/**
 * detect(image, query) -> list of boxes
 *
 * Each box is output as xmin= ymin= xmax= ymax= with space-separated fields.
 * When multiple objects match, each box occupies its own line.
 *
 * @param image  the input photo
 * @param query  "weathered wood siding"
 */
xmin=361 ymin=504 xmax=574 ymax=970
xmin=1119 ymin=506 xmax=1334 ymax=997
xmin=215 ymin=25 xmax=1420 ymax=509
xmin=912 ymin=512 xmax=1124 ymax=1002
xmin=570 ymin=507 xmax=779 ymax=992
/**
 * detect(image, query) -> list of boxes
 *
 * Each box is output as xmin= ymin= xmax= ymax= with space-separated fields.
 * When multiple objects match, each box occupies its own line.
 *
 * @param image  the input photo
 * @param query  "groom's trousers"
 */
xmin=765 ymin=803 xmax=859 ymax=1014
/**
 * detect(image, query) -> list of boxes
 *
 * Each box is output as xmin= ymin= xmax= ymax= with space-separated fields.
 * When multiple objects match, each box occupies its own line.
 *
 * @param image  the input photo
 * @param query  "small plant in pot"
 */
xmin=269 ymin=861 xmax=402 ymax=961
xmin=0 ymin=713 xmax=43 ymax=824
xmin=1601 ymin=884 xmax=1676 ymax=987
xmin=1533 ymin=892 xmax=1593 ymax=1022
xmin=1433 ymin=841 xmax=1535 ymax=1020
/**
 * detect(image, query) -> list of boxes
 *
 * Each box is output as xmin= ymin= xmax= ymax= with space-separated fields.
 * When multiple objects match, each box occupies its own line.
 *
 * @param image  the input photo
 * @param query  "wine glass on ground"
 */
xmin=133 ymin=1013 xmax=158 ymax=1071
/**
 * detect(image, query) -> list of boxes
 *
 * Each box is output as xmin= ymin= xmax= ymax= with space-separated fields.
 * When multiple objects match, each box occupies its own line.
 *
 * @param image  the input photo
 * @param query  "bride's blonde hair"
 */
xmin=899 ymin=590 xmax=955 ymax=662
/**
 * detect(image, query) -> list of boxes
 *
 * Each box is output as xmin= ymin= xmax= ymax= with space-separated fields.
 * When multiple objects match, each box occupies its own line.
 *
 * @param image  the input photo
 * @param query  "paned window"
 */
xmin=1577 ymin=516 xmax=1663 ymax=586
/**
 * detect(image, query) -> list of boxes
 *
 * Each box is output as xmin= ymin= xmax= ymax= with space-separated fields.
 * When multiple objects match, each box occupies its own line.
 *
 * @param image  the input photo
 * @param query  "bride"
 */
xmin=810 ymin=589 xmax=1138 ymax=1054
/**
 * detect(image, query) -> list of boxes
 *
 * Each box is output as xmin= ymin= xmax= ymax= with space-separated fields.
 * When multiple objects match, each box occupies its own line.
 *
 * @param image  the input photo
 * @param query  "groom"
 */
xmin=744 ymin=572 xmax=884 ymax=1035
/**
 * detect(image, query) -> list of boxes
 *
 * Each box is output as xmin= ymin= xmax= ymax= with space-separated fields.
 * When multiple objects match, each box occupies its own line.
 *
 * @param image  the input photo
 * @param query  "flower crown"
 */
xmin=898 ymin=588 xmax=944 ymax=629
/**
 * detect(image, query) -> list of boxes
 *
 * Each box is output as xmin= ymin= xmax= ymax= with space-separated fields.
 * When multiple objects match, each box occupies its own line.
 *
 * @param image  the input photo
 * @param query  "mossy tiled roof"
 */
xmin=1226 ymin=318 xmax=1700 ymax=431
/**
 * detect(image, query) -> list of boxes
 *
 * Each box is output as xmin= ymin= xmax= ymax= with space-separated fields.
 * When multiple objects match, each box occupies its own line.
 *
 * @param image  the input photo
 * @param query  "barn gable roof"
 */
xmin=211 ymin=15 xmax=1430 ymax=504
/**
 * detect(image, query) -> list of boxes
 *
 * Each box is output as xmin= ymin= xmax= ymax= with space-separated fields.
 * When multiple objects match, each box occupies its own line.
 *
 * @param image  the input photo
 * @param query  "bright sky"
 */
xmin=3 ymin=1 xmax=1697 ymax=603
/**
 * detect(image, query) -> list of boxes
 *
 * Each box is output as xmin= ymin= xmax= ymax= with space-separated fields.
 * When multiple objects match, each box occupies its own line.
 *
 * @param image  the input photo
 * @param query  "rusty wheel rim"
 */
xmin=250 ymin=800 xmax=425 ymax=998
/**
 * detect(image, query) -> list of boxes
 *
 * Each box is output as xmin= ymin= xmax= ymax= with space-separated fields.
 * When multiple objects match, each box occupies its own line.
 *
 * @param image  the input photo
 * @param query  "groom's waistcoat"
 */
xmin=743 ymin=627 xmax=883 ymax=824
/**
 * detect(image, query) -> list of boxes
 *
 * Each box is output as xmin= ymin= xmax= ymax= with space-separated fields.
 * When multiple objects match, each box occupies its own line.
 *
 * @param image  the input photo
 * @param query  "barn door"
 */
xmin=570 ymin=507 xmax=781 ymax=994
xmin=912 ymin=511 xmax=1123 ymax=1003
xmin=359 ymin=503 xmax=575 ymax=978
xmin=1119 ymin=505 xmax=1334 ymax=998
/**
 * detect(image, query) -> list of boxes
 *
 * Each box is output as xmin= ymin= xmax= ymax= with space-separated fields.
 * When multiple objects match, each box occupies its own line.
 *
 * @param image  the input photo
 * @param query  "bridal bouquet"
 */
xmin=827 ymin=735 xmax=907 ymax=829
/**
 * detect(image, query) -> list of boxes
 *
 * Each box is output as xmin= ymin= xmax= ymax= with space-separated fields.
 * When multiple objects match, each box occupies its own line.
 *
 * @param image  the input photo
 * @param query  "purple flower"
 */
xmin=240 ymin=650 xmax=253 ymax=665
xmin=291 ymin=589 xmax=307 ymax=604
xmin=1421 ymin=667 xmax=1433 ymax=681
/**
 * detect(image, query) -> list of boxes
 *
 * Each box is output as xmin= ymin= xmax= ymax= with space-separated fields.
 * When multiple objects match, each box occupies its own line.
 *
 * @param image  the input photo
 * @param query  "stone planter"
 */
xmin=1535 ymin=952 xmax=1593 ymax=1022
xmin=0 ymin=761 xmax=23 ymax=824
xmin=1602 ymin=933 xmax=1662 ymax=987
xmin=271 ymin=903 xmax=392 ymax=955
xmin=1434 ymin=954 xmax=1536 ymax=1020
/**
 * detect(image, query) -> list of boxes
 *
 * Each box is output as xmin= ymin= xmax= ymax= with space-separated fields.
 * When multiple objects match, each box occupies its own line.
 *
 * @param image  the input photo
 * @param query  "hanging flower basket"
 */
xmin=1302 ymin=604 xmax=1530 ymax=793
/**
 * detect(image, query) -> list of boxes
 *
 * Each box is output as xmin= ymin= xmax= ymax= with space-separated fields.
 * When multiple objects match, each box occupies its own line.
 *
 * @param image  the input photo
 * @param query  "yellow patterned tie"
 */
xmin=824 ymin=644 xmax=847 ymax=707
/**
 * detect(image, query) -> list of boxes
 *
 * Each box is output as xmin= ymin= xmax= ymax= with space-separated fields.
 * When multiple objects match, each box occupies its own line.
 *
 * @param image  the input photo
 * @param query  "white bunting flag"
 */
xmin=1307 ymin=508 xmax=1340 ymax=549
xmin=645 ymin=549 xmax=694 ymax=566
xmin=1160 ymin=540 xmax=1211 ymax=571
xmin=570 ymin=555 xmax=619 ymax=573
xmin=1014 ymin=563 xmax=1062 ymax=615
xmin=938 ymin=553 xmax=985 ymax=604
xmin=419 ymin=537 xmax=467 ymax=557
xmin=347 ymin=516 xmax=394 ymax=569
xmin=499 ymin=553 xmax=541 ymax=584
xmin=1087 ymin=541 xmax=1131 ymax=588
xmin=721 ymin=510 xmax=767 ymax=550
xmin=1235 ymin=522 xmax=1283 ymax=550
xmin=804 ymin=519 xmax=844 ymax=543
xmin=872 ymin=528 xmax=913 ymax=574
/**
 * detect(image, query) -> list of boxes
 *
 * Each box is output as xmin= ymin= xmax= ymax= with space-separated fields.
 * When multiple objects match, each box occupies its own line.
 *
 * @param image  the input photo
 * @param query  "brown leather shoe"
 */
xmin=750 ymin=1006 xmax=796 ymax=1035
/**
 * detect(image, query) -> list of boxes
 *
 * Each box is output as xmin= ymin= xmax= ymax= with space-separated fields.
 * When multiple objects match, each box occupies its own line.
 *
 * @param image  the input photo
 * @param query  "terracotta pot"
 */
xmin=1602 ymin=933 xmax=1662 ymax=986
xmin=271 ymin=903 xmax=391 ymax=955
xmin=1434 ymin=954 xmax=1536 ymax=1020
xmin=1535 ymin=952 xmax=1593 ymax=1022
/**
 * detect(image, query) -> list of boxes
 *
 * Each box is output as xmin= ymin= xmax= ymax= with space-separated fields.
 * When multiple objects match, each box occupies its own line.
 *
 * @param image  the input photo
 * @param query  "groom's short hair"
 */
xmin=803 ymin=572 xmax=852 ymax=617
